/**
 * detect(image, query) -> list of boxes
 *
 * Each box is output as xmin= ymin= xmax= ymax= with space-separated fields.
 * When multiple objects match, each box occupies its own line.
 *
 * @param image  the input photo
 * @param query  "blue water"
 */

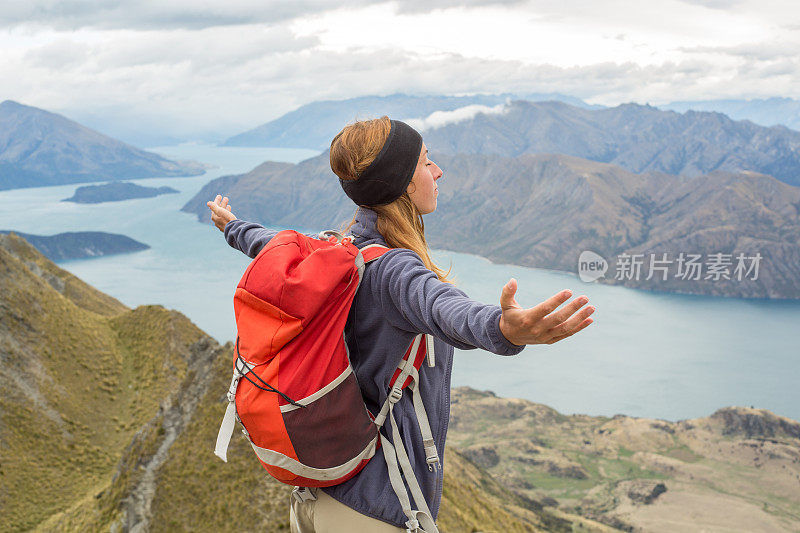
xmin=5 ymin=142 xmax=799 ymax=423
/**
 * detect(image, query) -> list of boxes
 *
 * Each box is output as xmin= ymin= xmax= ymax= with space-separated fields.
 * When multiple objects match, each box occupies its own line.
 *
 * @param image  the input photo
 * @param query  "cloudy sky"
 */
xmin=2 ymin=0 xmax=799 ymax=144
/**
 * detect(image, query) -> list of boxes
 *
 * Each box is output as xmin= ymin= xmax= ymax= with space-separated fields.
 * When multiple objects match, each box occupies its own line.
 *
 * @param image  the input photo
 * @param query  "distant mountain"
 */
xmin=420 ymin=100 xmax=800 ymax=187
xmin=662 ymin=97 xmax=800 ymax=132
xmin=0 ymin=230 xmax=149 ymax=261
xmin=61 ymin=106 xmax=227 ymax=148
xmin=0 ymin=233 xmax=596 ymax=532
xmin=221 ymin=92 xmax=595 ymax=150
xmin=429 ymin=153 xmax=800 ymax=300
xmin=182 ymin=151 xmax=800 ymax=299
xmin=180 ymin=160 xmax=320 ymax=231
xmin=63 ymin=181 xmax=179 ymax=203
xmin=0 ymin=100 xmax=205 ymax=191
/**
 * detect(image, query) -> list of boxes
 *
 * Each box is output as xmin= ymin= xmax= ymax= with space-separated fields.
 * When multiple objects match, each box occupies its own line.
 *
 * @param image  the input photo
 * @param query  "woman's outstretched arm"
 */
xmin=370 ymin=248 xmax=594 ymax=353
xmin=207 ymin=195 xmax=323 ymax=258
xmin=207 ymin=195 xmax=282 ymax=258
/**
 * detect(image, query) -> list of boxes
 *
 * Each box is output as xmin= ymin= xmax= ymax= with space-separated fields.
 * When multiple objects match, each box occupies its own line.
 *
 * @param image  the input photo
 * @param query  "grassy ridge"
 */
xmin=0 ymin=234 xmax=209 ymax=531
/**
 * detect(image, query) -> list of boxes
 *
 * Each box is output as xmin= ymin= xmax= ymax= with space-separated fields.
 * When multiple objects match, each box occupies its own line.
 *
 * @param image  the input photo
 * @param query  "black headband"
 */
xmin=339 ymin=119 xmax=423 ymax=207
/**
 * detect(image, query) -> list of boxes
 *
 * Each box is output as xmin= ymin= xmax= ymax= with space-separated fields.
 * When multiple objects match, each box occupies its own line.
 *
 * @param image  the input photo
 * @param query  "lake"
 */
xmin=5 ymin=142 xmax=799 ymax=423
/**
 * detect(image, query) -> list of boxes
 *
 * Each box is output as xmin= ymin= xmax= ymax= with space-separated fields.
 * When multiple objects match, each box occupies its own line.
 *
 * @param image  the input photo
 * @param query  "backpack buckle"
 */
xmin=388 ymin=385 xmax=403 ymax=404
xmin=404 ymin=518 xmax=420 ymax=532
xmin=226 ymin=374 xmax=240 ymax=403
xmin=424 ymin=439 xmax=440 ymax=471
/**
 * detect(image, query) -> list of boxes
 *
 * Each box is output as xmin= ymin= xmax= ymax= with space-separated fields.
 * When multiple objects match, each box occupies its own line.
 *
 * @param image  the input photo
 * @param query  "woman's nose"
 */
xmin=433 ymin=163 xmax=443 ymax=180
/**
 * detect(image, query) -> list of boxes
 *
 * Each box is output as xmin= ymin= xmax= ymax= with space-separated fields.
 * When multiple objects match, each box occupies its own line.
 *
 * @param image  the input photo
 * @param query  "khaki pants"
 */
xmin=289 ymin=487 xmax=406 ymax=532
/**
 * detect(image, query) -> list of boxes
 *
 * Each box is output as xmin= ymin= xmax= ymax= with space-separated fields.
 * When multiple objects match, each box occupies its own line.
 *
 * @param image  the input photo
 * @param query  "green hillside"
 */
xmin=1 ymin=234 xmax=607 ymax=532
xmin=0 ymin=233 xmax=215 ymax=530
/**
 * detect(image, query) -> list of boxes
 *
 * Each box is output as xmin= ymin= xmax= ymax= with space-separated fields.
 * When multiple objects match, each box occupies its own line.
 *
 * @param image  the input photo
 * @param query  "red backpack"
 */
xmin=214 ymin=230 xmax=440 ymax=532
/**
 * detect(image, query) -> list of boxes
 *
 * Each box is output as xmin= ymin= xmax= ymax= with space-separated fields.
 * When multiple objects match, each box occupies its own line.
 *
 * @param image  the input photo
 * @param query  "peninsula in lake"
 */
xmin=183 ymin=151 xmax=800 ymax=300
xmin=0 ymin=230 xmax=149 ymax=261
xmin=63 ymin=182 xmax=179 ymax=204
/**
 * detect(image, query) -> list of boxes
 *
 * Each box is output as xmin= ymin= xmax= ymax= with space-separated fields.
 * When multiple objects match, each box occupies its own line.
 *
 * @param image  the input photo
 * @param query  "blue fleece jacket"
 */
xmin=223 ymin=207 xmax=525 ymax=528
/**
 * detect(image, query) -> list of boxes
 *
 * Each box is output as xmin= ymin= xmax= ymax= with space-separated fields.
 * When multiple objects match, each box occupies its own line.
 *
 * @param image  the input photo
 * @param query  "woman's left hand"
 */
xmin=498 ymin=279 xmax=595 ymax=346
xmin=206 ymin=194 xmax=237 ymax=232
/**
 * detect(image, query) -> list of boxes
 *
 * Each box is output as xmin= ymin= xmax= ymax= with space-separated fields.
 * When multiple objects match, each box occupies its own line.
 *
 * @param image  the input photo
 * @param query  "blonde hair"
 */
xmin=330 ymin=116 xmax=452 ymax=283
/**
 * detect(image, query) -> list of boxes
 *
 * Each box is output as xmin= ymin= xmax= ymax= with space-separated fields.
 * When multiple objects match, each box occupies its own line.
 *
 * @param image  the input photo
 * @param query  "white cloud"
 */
xmin=406 ymin=102 xmax=511 ymax=131
xmin=293 ymin=0 xmax=780 ymax=67
xmin=1 ymin=0 xmax=798 ymax=143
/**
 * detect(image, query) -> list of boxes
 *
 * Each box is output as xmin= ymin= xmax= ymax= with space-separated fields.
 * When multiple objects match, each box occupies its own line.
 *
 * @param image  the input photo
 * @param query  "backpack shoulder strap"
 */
xmin=359 ymin=243 xmax=391 ymax=263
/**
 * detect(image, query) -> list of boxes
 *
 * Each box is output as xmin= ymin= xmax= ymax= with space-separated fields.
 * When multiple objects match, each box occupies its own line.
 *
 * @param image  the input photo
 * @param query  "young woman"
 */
xmin=207 ymin=116 xmax=595 ymax=533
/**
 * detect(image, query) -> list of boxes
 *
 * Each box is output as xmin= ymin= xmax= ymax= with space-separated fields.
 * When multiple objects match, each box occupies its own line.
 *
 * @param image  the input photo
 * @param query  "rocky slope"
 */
xmin=0 ymin=232 xmax=210 ymax=530
xmin=182 ymin=151 xmax=800 ymax=299
xmin=0 ymin=100 xmax=204 ymax=191
xmin=447 ymin=387 xmax=800 ymax=532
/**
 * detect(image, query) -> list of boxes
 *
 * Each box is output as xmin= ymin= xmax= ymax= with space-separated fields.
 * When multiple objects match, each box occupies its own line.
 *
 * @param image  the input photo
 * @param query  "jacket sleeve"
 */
xmin=368 ymin=248 xmax=525 ymax=356
xmin=223 ymin=219 xmax=281 ymax=258
xmin=223 ymin=219 xmax=321 ymax=258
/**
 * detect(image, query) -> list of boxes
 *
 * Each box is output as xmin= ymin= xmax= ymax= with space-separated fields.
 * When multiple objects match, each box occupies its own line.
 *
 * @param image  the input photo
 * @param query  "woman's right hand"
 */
xmin=206 ymin=195 xmax=238 ymax=232
xmin=498 ymin=279 xmax=595 ymax=346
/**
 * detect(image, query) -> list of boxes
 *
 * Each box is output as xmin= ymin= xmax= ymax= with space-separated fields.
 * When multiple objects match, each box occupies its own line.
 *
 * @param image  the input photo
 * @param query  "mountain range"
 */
xmin=662 ymin=97 xmax=800 ymax=132
xmin=221 ymin=92 xmax=597 ymax=150
xmin=183 ymin=150 xmax=800 ymax=299
xmin=419 ymin=100 xmax=800 ymax=187
xmin=36 ymin=95 xmax=800 ymax=150
xmin=220 ymin=96 xmax=800 ymax=188
xmin=0 ymin=100 xmax=205 ymax=191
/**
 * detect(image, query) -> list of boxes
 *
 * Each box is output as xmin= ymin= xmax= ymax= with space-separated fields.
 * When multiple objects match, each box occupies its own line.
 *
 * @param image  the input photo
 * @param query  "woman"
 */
xmin=207 ymin=116 xmax=595 ymax=532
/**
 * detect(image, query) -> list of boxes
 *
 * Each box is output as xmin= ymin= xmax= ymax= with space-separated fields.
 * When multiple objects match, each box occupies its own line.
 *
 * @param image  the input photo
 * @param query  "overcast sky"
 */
xmin=2 ymin=0 xmax=799 ymax=144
